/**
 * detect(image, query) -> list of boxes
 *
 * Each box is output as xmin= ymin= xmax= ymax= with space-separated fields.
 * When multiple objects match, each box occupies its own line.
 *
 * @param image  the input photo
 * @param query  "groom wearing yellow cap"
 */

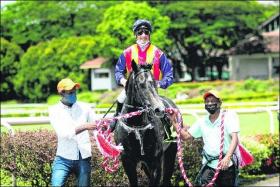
xmin=49 ymin=78 xmax=97 ymax=186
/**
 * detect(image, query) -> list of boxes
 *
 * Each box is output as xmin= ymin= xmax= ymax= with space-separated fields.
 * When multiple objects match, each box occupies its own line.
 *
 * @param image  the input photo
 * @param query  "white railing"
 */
xmin=1 ymin=106 xmax=278 ymax=134
xmin=1 ymin=101 xmax=278 ymax=116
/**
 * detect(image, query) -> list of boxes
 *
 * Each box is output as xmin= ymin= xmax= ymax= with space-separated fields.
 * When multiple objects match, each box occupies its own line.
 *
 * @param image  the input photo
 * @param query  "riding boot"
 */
xmin=109 ymin=102 xmax=123 ymax=132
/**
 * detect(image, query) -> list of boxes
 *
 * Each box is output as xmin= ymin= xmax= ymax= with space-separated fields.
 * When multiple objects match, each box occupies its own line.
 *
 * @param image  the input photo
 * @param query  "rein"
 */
xmin=94 ymin=107 xmax=150 ymax=173
xmin=165 ymin=108 xmax=226 ymax=187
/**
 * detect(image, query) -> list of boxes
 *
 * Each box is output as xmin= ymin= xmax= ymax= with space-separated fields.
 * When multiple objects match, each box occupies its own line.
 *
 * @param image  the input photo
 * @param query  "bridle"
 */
xmin=125 ymin=69 xmax=158 ymax=118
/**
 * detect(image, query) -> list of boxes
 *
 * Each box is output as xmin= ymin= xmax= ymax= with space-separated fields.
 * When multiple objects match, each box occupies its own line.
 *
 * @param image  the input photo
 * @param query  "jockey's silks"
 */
xmin=124 ymin=44 xmax=163 ymax=80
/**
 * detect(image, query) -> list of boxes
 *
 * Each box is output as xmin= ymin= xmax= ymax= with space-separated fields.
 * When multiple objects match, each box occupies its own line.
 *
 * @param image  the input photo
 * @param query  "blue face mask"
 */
xmin=62 ymin=92 xmax=77 ymax=105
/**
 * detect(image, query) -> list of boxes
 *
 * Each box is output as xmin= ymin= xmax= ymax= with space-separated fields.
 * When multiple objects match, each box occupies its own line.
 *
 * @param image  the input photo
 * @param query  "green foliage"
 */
xmin=0 ymin=38 xmax=23 ymax=100
xmin=96 ymin=1 xmax=171 ymax=57
xmin=158 ymin=80 xmax=278 ymax=104
xmin=240 ymin=134 xmax=279 ymax=175
xmin=1 ymin=131 xmax=278 ymax=186
xmin=0 ymin=130 xmax=56 ymax=186
xmin=45 ymin=80 xmax=278 ymax=106
xmin=157 ymin=1 xmax=278 ymax=80
xmin=1 ymin=1 xmax=117 ymax=50
xmin=46 ymin=95 xmax=60 ymax=105
xmin=13 ymin=36 xmax=99 ymax=102
xmin=77 ymin=91 xmax=104 ymax=104
xmin=172 ymin=139 xmax=203 ymax=185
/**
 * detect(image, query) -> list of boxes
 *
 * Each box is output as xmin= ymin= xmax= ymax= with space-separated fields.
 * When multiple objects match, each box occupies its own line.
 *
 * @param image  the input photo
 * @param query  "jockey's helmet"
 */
xmin=133 ymin=19 xmax=152 ymax=33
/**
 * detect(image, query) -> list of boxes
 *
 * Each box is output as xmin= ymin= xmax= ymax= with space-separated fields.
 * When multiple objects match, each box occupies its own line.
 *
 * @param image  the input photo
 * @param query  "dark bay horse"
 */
xmin=114 ymin=60 xmax=178 ymax=186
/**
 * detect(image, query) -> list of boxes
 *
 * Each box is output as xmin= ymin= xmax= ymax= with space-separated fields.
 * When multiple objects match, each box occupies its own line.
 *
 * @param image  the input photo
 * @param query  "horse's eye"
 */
xmin=138 ymin=75 xmax=145 ymax=84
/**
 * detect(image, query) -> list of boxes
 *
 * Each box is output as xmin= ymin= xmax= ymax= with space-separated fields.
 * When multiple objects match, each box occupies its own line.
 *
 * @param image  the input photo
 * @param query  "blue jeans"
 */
xmin=51 ymin=153 xmax=91 ymax=187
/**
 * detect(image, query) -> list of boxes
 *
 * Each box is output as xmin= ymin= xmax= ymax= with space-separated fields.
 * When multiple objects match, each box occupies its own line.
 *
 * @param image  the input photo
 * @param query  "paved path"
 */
xmin=246 ymin=175 xmax=279 ymax=186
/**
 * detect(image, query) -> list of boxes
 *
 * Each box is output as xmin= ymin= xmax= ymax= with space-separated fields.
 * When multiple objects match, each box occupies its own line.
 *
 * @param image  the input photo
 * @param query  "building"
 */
xmin=80 ymin=57 xmax=117 ymax=91
xmin=229 ymin=13 xmax=279 ymax=80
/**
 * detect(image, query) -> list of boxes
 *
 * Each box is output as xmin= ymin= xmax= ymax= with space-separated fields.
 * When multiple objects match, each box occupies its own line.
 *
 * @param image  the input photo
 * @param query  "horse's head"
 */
xmin=125 ymin=60 xmax=165 ymax=118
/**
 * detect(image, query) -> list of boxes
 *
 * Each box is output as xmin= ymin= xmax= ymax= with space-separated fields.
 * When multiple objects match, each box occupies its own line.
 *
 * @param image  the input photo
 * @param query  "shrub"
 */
xmin=13 ymin=36 xmax=99 ymax=102
xmin=78 ymin=91 xmax=103 ymax=104
xmin=254 ymin=134 xmax=279 ymax=173
xmin=0 ymin=130 xmax=57 ymax=186
xmin=1 ymin=131 xmax=278 ymax=186
xmin=0 ymin=38 xmax=23 ymax=101
xmin=172 ymin=138 xmax=203 ymax=185
xmin=240 ymin=134 xmax=279 ymax=175
xmin=0 ymin=130 xmax=131 ymax=186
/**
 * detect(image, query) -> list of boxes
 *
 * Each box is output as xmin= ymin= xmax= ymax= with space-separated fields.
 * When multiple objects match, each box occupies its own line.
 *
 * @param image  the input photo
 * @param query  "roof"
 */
xmin=229 ymin=30 xmax=279 ymax=55
xmin=259 ymin=13 xmax=280 ymax=30
xmin=80 ymin=57 xmax=109 ymax=69
xmin=262 ymin=30 xmax=279 ymax=52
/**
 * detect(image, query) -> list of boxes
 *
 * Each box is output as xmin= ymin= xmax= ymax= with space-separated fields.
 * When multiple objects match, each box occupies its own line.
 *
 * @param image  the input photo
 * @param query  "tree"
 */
xmin=13 ymin=36 xmax=99 ymax=102
xmin=1 ymin=1 xmax=117 ymax=51
xmin=157 ymin=1 xmax=278 ymax=80
xmin=96 ymin=1 xmax=171 ymax=62
xmin=0 ymin=38 xmax=23 ymax=100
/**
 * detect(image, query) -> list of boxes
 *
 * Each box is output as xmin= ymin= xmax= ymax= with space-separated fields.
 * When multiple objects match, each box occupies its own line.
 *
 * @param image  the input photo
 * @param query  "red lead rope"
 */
xmin=94 ymin=109 xmax=147 ymax=173
xmin=165 ymin=108 xmax=226 ymax=187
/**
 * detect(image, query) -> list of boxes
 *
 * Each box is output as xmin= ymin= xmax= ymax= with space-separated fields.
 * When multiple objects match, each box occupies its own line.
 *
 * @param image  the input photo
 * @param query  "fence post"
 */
xmin=265 ymin=108 xmax=275 ymax=134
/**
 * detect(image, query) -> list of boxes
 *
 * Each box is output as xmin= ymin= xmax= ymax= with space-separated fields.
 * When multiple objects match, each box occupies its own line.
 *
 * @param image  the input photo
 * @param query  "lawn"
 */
xmin=1 ymin=112 xmax=278 ymax=137
xmin=182 ymin=111 xmax=279 ymax=136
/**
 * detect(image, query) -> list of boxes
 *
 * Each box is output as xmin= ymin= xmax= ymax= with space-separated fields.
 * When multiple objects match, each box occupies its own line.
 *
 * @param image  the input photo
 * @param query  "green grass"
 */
xmin=182 ymin=111 xmax=279 ymax=136
xmin=1 ymin=112 xmax=278 ymax=137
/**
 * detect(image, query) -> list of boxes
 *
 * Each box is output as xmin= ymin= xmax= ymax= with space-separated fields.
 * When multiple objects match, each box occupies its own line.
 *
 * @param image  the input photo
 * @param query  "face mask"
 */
xmin=205 ymin=103 xmax=219 ymax=114
xmin=62 ymin=92 xmax=77 ymax=105
xmin=136 ymin=39 xmax=150 ymax=50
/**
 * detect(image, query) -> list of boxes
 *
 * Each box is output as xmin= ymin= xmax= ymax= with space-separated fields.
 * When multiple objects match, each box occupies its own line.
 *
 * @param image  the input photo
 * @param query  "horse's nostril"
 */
xmin=154 ymin=108 xmax=164 ymax=118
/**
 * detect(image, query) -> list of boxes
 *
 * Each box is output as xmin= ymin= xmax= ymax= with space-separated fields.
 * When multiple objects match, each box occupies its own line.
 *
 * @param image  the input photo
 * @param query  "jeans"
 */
xmin=51 ymin=153 xmax=91 ymax=187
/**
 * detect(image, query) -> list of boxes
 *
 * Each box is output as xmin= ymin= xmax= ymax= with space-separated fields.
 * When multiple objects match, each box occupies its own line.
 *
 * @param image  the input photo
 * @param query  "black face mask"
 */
xmin=205 ymin=103 xmax=219 ymax=114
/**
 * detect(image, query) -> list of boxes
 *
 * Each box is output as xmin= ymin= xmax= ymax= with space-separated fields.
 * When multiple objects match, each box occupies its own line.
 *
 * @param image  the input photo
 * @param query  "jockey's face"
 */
xmin=135 ymin=28 xmax=150 ymax=43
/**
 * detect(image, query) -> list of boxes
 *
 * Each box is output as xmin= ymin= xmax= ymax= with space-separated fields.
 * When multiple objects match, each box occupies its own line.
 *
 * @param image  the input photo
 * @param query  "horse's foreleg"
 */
xmin=146 ymin=157 xmax=162 ymax=186
xmin=162 ymin=142 xmax=177 ymax=186
xmin=121 ymin=154 xmax=138 ymax=187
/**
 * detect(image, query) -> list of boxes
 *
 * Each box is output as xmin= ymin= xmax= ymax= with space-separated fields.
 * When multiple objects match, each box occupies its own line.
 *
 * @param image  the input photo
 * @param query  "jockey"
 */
xmin=111 ymin=19 xmax=174 ymax=131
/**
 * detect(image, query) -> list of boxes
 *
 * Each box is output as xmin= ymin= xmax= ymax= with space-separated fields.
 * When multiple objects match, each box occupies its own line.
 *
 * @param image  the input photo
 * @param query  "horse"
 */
xmin=114 ymin=60 xmax=178 ymax=186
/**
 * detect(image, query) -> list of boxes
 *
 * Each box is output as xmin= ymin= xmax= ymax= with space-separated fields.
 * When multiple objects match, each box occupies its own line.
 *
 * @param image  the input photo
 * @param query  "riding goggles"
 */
xmin=136 ymin=29 xmax=150 ymax=36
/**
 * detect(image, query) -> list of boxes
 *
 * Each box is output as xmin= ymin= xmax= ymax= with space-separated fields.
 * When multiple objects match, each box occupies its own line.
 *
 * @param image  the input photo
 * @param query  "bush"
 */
xmin=0 ymin=38 xmax=23 ymax=101
xmin=0 ymin=130 xmax=56 ymax=186
xmin=1 ymin=131 xmax=278 ymax=186
xmin=13 ymin=36 xmax=100 ymax=102
xmin=240 ymin=134 xmax=279 ymax=175
xmin=0 ymin=130 xmax=129 ymax=186
xmin=172 ymin=138 xmax=203 ymax=185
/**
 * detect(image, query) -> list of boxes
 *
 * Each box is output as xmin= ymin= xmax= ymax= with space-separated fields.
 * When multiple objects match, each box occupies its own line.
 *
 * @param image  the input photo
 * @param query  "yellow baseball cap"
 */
xmin=203 ymin=89 xmax=221 ymax=100
xmin=57 ymin=78 xmax=80 ymax=93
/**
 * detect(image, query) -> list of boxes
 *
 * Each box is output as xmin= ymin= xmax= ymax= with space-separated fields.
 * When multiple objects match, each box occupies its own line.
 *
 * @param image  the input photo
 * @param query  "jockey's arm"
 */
xmin=115 ymin=54 xmax=127 ymax=86
xmin=158 ymin=54 xmax=174 ymax=89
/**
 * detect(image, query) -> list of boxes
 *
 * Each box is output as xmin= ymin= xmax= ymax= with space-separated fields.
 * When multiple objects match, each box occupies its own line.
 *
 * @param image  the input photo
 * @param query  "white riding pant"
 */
xmin=117 ymin=89 xmax=126 ymax=103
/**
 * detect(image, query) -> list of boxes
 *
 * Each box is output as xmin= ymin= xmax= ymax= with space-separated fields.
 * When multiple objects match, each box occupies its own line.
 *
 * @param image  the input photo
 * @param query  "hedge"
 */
xmin=1 ymin=131 xmax=279 ymax=186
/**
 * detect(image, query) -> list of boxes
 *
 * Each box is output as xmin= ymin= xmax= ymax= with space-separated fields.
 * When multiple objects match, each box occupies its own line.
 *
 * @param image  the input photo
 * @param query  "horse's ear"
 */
xmin=131 ymin=59 xmax=139 ymax=73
